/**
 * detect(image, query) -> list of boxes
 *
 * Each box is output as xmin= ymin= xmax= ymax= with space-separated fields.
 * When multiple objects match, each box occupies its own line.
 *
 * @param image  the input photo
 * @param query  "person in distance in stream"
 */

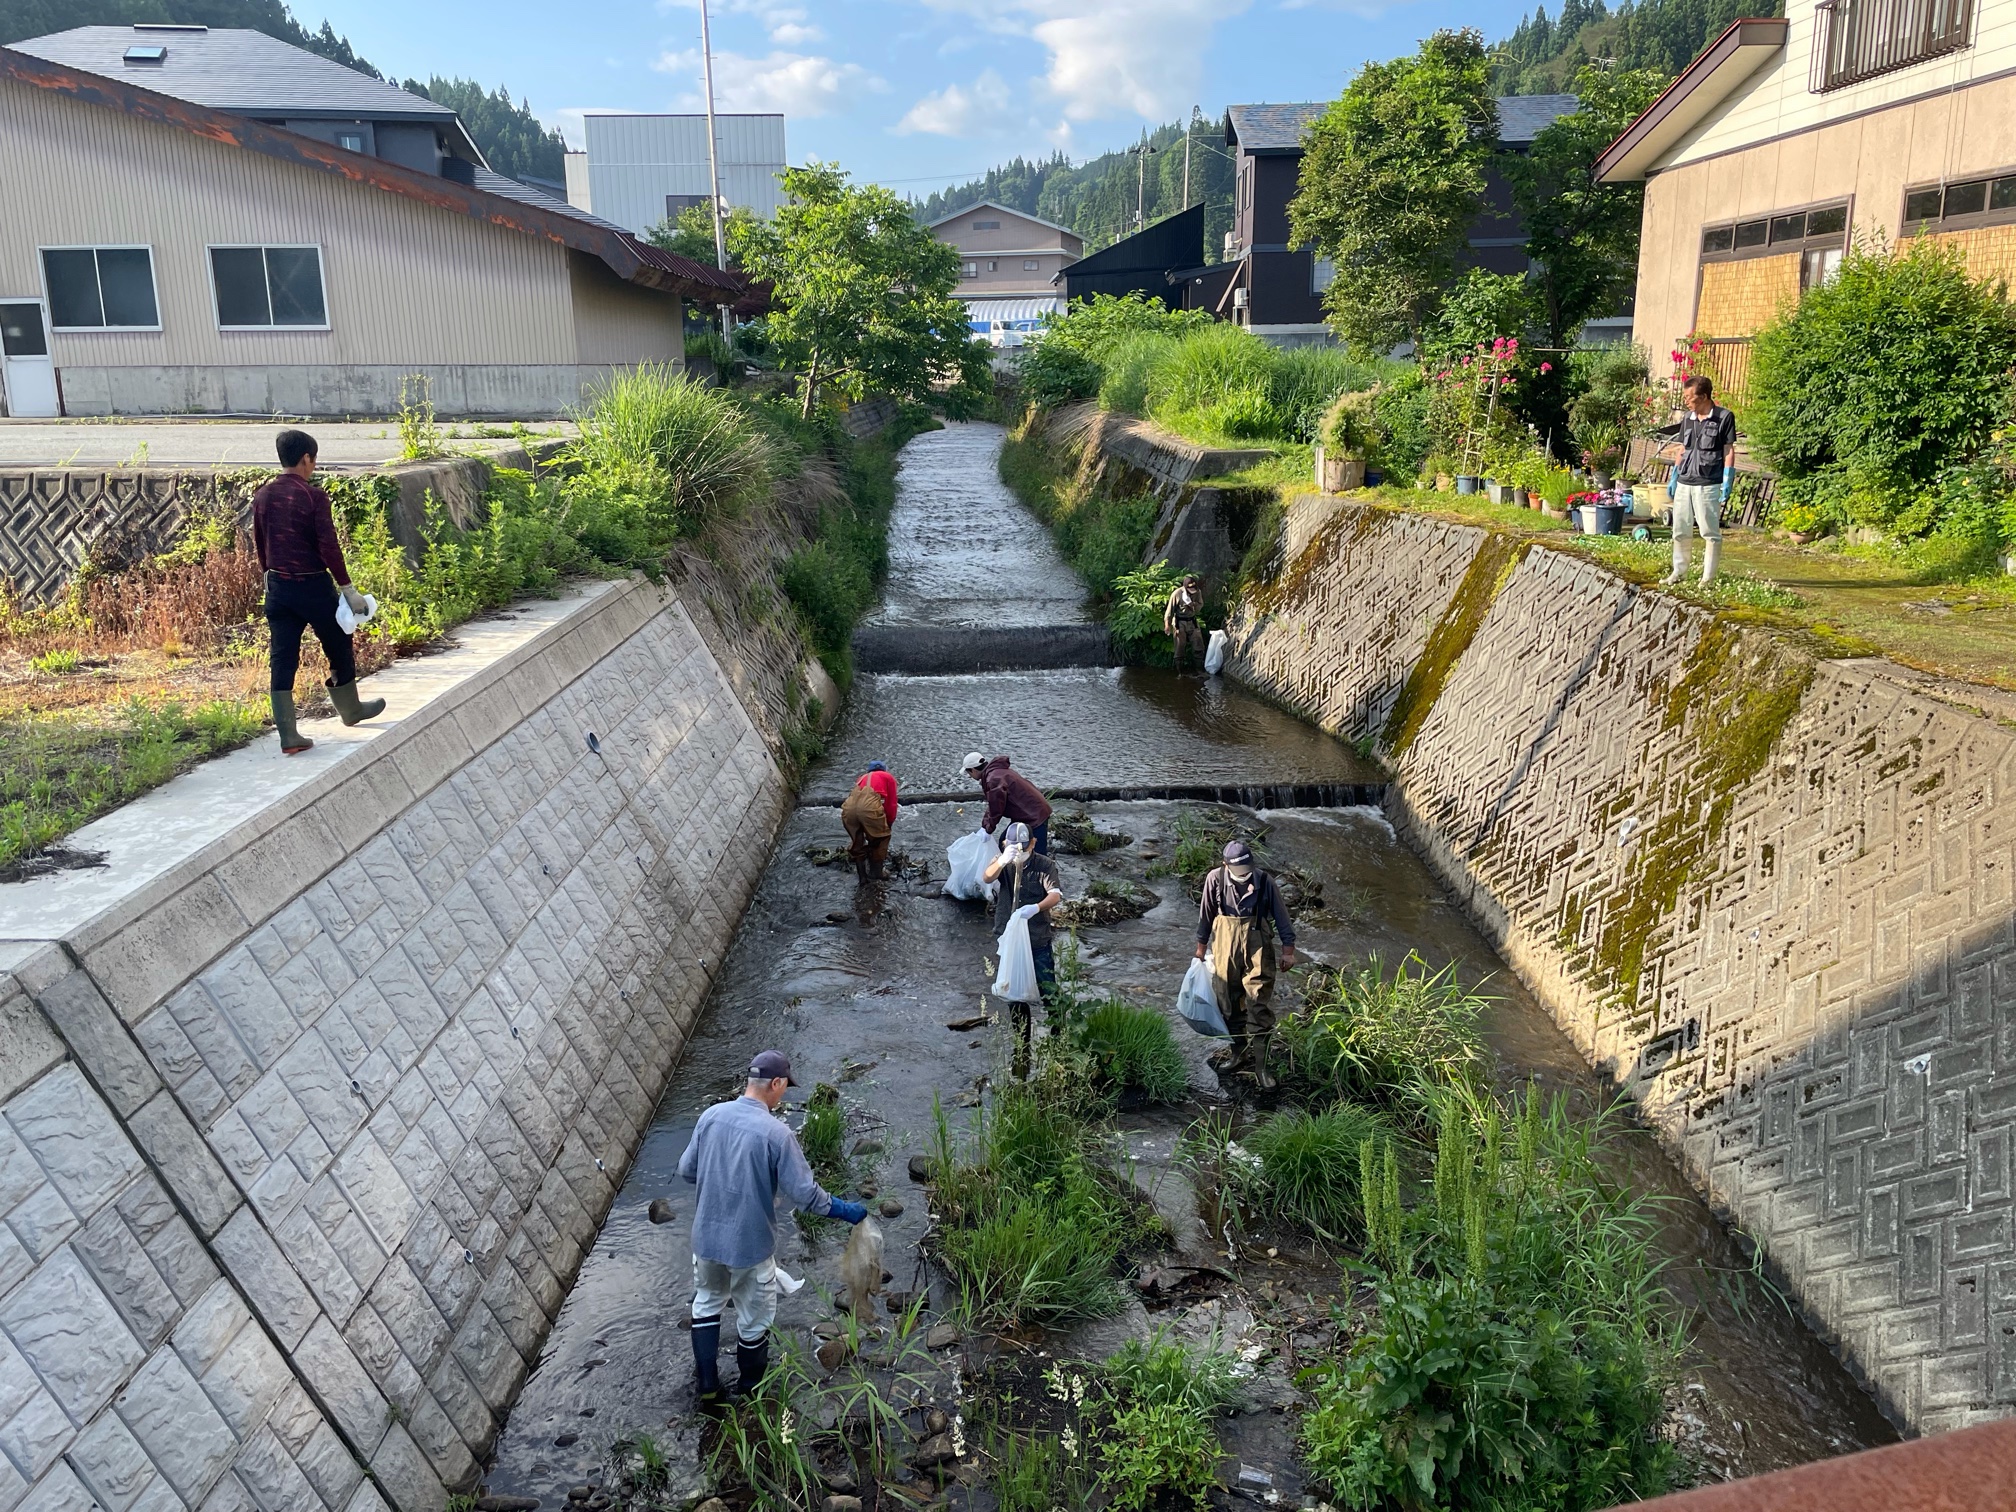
xmin=1195 ymin=840 xmax=1298 ymax=1089
xmin=840 ymin=760 xmax=899 ymax=881
xmin=253 ymin=427 xmax=384 ymax=755
xmin=679 ymin=1050 xmax=868 ymax=1407
xmin=964 ymin=750 xmax=1053 ymax=855
xmin=984 ymin=821 xmax=1064 ymax=1080
xmin=1164 ymin=573 xmax=1207 ymax=671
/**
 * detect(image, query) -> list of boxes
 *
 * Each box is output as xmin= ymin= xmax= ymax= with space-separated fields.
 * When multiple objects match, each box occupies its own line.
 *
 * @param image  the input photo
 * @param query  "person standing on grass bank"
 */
xmin=983 ymin=820 xmax=1064 ymax=1080
xmin=1664 ymin=375 xmax=1736 ymax=588
xmin=965 ymin=751 xmax=1053 ymax=855
xmin=1195 ymin=840 xmax=1297 ymax=1089
xmin=253 ymin=429 xmax=383 ymax=754
xmin=841 ymin=761 xmax=898 ymax=882
xmin=679 ymin=1050 xmax=868 ymax=1406
xmin=1164 ymin=573 xmax=1206 ymax=671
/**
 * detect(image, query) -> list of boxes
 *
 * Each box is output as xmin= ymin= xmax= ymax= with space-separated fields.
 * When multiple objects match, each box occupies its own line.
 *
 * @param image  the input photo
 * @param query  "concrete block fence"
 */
xmin=0 ymin=575 xmax=795 ymax=1511
xmin=1224 ymin=499 xmax=2016 ymax=1435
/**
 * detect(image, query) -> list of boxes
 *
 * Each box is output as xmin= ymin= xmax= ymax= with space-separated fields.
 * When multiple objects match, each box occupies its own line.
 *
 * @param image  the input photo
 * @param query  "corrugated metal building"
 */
xmin=567 ymin=114 xmax=787 ymax=236
xmin=0 ymin=26 xmax=741 ymax=418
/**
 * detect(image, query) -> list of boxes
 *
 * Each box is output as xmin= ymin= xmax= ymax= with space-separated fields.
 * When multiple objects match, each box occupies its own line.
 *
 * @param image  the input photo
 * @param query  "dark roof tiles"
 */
xmin=1226 ymin=92 xmax=1581 ymax=152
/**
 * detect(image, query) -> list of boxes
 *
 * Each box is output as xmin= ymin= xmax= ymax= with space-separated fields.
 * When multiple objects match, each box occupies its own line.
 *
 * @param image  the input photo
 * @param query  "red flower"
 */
xmin=1539 ymin=361 xmax=1553 ymax=374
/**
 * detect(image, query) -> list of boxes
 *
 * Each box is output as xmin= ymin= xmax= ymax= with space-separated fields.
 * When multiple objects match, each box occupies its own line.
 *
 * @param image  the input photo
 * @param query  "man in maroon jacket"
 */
xmin=963 ymin=752 xmax=1053 ymax=854
xmin=253 ymin=429 xmax=384 ymax=754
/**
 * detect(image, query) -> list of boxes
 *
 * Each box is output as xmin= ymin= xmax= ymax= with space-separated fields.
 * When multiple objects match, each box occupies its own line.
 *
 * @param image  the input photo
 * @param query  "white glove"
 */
xmin=1002 ymin=845 xmax=1024 ymax=864
xmin=1013 ymin=903 xmax=1041 ymax=921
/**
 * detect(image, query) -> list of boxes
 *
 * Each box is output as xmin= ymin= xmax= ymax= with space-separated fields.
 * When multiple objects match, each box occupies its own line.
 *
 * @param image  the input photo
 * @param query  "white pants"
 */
xmin=692 ymin=1255 xmax=778 ymax=1343
xmin=1672 ymin=483 xmax=1722 ymax=542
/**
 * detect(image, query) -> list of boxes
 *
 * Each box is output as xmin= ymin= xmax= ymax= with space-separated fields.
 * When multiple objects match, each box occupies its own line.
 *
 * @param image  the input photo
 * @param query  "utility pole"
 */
xmin=1183 ymin=105 xmax=1203 ymax=207
xmin=697 ymin=0 xmax=732 ymax=342
xmin=1131 ymin=143 xmax=1152 ymax=229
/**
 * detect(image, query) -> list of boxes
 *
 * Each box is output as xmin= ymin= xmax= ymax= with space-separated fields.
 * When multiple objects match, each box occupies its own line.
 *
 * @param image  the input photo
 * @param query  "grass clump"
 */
xmin=1243 ymin=1101 xmax=1392 ymax=1241
xmin=28 ymin=648 xmax=80 ymax=675
xmin=1 ymin=698 xmax=265 ymax=870
xmin=1095 ymin=1335 xmax=1242 ymax=1511
xmin=565 ymin=364 xmax=773 ymax=539
xmin=928 ymin=1076 xmax=1152 ymax=1330
xmin=1076 ymin=999 xmax=1189 ymax=1105
xmin=798 ymin=1083 xmax=847 ymax=1188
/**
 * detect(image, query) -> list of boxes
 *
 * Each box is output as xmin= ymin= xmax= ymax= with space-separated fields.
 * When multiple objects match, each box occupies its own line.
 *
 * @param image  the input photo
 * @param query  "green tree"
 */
xmin=1747 ymin=235 xmax=2016 ymax=535
xmin=0 ymin=0 xmax=378 ymax=75
xmin=732 ymin=163 xmax=990 ymax=419
xmin=405 ymin=77 xmax=565 ymax=182
xmin=1507 ymin=64 xmax=1668 ymax=344
xmin=645 ymin=202 xmax=757 ymax=268
xmin=1290 ymin=29 xmax=1500 ymax=353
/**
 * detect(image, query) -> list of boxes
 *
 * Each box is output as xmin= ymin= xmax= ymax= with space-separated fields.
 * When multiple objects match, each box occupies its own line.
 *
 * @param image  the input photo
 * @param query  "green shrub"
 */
xmin=1018 ymin=339 xmax=1103 ymax=409
xmin=1749 ymin=235 xmax=2016 ymax=539
xmin=1096 ymin=1334 xmax=1240 ymax=1512
xmin=1303 ymin=1091 xmax=1680 ymax=1511
xmin=1041 ymin=291 xmax=1216 ymax=363
xmin=1373 ymin=371 xmax=1435 ymax=478
xmin=1244 ymin=1101 xmax=1390 ymax=1239
xmin=1271 ymin=346 xmax=1395 ymax=443
xmin=1076 ymin=1000 xmax=1189 ymax=1104
xmin=1142 ymin=323 xmax=1281 ymax=440
xmin=1105 ymin=561 xmax=1187 ymax=665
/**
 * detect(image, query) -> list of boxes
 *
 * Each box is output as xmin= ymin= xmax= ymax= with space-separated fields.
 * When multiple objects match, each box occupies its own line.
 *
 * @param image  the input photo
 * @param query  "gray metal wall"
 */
xmin=580 ymin=114 xmax=785 ymax=235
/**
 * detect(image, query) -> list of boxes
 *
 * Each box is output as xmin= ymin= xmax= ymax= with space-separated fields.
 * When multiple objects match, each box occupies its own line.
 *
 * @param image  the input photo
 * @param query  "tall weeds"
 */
xmin=566 ymin=364 xmax=773 ymax=542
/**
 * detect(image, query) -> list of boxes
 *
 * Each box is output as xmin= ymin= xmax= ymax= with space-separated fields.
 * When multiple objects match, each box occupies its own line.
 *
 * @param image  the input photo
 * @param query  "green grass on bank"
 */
xmin=0 ymin=698 xmax=265 ymax=871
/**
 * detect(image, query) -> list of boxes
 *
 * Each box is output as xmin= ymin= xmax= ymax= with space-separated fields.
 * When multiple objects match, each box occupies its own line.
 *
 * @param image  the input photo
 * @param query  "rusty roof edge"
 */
xmin=0 ymin=45 xmax=742 ymax=304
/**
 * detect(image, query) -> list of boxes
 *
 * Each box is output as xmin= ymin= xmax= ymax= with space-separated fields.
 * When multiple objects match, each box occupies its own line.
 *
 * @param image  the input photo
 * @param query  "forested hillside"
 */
xmin=915 ymin=0 xmax=1775 ymax=256
xmin=0 ymin=0 xmax=564 ymax=183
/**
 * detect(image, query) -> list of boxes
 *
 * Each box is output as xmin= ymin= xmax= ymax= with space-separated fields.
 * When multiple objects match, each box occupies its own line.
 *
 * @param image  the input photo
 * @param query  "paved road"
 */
xmin=0 ymin=419 xmax=574 ymax=468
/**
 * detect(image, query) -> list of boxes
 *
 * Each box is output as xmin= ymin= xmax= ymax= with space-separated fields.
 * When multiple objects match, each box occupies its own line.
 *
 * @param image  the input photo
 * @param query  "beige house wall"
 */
xmin=1632 ymin=70 xmax=2016 ymax=361
xmin=0 ymin=76 xmax=586 ymax=371
xmin=932 ymin=206 xmax=1080 ymax=299
xmin=567 ymin=251 xmax=685 ymax=368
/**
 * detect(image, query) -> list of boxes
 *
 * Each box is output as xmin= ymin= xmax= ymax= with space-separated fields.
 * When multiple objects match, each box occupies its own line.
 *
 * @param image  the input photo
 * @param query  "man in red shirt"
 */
xmin=252 ymin=429 xmax=384 ymax=754
xmin=840 ymin=761 xmax=898 ymax=881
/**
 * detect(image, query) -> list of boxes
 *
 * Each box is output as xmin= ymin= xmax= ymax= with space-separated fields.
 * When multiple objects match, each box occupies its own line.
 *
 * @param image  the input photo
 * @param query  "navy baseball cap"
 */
xmin=1223 ymin=840 xmax=1254 ymax=864
xmin=749 ymin=1050 xmax=796 ymax=1085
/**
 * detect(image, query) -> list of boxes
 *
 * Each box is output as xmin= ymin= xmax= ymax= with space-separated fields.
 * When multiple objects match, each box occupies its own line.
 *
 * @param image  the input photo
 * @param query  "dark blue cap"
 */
xmin=749 ymin=1050 xmax=795 ymax=1085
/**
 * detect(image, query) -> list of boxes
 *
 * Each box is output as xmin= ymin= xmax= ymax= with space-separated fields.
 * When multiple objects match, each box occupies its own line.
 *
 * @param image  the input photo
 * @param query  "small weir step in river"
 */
xmin=482 ymin=421 xmax=1894 ymax=1507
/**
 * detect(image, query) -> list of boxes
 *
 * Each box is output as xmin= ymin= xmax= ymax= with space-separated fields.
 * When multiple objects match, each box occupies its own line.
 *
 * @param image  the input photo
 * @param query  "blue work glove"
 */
xmin=1666 ymin=471 xmax=1677 ymax=500
xmin=1719 ymin=465 xmax=1733 ymax=507
xmin=827 ymin=1199 xmax=868 ymax=1224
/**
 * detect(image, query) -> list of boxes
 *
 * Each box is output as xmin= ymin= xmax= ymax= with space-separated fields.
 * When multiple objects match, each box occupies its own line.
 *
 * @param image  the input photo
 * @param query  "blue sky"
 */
xmin=319 ymin=0 xmax=1541 ymax=192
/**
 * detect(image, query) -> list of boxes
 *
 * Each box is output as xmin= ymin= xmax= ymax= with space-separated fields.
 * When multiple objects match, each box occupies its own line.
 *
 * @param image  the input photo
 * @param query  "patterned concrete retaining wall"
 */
xmin=0 ymin=575 xmax=796 ymax=1511
xmin=0 ymin=447 xmax=553 ymax=608
xmin=1225 ymin=500 xmax=2016 ymax=1436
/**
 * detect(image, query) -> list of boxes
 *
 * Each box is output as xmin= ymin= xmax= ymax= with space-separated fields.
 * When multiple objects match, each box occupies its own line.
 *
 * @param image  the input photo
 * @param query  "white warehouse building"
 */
xmin=564 ymin=113 xmax=786 ymax=237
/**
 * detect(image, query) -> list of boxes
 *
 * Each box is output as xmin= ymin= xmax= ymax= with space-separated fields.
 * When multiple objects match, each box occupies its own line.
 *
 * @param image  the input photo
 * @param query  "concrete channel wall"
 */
xmin=0 ymin=575 xmax=798 ymax=1511
xmin=1222 ymin=499 xmax=2016 ymax=1436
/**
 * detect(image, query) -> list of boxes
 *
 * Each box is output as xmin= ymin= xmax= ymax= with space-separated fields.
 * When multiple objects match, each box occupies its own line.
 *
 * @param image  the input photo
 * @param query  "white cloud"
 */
xmin=659 ymin=0 xmax=825 ymax=45
xmin=917 ymin=0 xmax=1249 ymax=124
xmin=655 ymin=46 xmax=886 ymax=117
xmin=896 ymin=69 xmax=1015 ymax=136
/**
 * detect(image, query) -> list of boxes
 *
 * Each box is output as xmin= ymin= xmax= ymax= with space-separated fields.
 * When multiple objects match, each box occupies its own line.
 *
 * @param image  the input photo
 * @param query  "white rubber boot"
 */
xmin=1700 ymin=539 xmax=1721 ymax=587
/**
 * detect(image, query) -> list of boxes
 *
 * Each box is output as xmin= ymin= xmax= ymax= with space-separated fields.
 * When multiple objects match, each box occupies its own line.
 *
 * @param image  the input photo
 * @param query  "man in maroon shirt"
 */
xmin=253 ymin=429 xmax=384 ymax=754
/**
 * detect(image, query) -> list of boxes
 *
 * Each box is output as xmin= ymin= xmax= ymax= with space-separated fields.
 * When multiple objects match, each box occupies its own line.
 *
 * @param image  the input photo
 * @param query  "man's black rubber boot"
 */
xmin=326 ymin=677 xmax=385 ymax=725
xmin=734 ymin=1336 xmax=770 ymax=1398
xmin=692 ymin=1315 xmax=726 ymax=1408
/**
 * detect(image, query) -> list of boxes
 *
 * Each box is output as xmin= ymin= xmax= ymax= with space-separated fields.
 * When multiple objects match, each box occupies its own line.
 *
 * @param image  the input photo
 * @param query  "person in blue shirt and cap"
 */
xmin=678 ymin=1050 xmax=868 ymax=1404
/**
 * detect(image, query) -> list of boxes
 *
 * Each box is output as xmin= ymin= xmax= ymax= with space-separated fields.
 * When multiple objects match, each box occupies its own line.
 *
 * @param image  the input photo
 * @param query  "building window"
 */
xmin=1801 ymin=247 xmax=1844 ymax=288
xmin=962 ymin=261 xmax=979 ymax=278
xmin=41 ymin=247 xmax=160 ymax=330
xmin=1311 ymin=256 xmax=1337 ymax=294
xmin=973 ymin=220 xmax=1000 ymax=230
xmin=987 ymin=259 xmax=998 ymax=272
xmin=1813 ymin=0 xmax=1972 ymax=91
xmin=1902 ymin=170 xmax=2016 ymax=231
xmin=1023 ymin=258 xmax=1041 ymax=271
xmin=336 ymin=130 xmax=365 ymax=152
xmin=211 ymin=245 xmax=328 ymax=328
xmin=1699 ymin=202 xmax=1850 ymax=263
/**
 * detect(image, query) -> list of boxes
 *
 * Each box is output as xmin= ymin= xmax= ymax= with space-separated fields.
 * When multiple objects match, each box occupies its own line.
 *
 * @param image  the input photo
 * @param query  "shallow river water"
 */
xmin=481 ymin=421 xmax=1894 ymax=1506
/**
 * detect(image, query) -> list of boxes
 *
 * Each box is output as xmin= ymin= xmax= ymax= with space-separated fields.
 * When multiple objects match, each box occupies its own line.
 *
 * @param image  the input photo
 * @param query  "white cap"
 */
xmin=962 ymin=751 xmax=985 ymax=774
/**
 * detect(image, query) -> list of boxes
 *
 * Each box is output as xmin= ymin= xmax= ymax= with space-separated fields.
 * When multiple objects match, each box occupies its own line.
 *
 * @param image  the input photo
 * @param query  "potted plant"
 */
xmin=1314 ymin=388 xmax=1380 ymax=492
xmin=1510 ymin=452 xmax=1552 ymax=509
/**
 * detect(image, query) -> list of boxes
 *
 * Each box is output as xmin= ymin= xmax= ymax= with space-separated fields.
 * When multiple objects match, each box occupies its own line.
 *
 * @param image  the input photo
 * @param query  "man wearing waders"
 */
xmin=984 ymin=821 xmax=1063 ymax=1079
xmin=679 ymin=1050 xmax=868 ymax=1406
xmin=1195 ymin=840 xmax=1297 ymax=1087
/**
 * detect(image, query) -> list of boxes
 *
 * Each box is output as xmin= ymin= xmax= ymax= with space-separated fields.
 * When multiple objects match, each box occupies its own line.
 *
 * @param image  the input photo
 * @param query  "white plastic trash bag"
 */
xmin=992 ymin=911 xmax=1041 ymax=1002
xmin=334 ymin=592 xmax=378 ymax=634
xmin=1204 ymin=629 xmax=1228 ymax=675
xmin=944 ymin=830 xmax=994 ymax=900
xmin=1176 ymin=954 xmax=1229 ymax=1037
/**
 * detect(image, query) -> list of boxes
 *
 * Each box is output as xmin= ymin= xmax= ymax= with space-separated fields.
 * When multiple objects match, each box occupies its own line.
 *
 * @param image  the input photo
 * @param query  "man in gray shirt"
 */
xmin=679 ymin=1050 xmax=867 ymax=1402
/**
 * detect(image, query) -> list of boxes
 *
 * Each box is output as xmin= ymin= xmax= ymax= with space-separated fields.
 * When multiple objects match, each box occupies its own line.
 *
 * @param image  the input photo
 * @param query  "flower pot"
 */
xmin=1315 ymin=446 xmax=1366 ymax=493
xmin=1365 ymin=468 xmax=1385 ymax=487
xmin=1435 ymin=474 xmax=1454 ymax=492
xmin=1576 ymin=502 xmax=1624 ymax=535
xmin=1486 ymin=482 xmax=1518 ymax=505
xmin=1511 ymin=487 xmax=1529 ymax=508
xmin=1455 ymin=475 xmax=1482 ymax=495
